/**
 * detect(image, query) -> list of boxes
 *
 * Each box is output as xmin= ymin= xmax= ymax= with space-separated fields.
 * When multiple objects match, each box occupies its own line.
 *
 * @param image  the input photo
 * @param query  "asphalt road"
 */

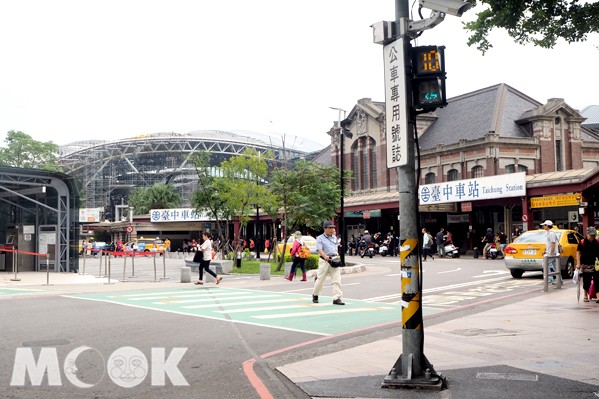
xmin=0 ymin=254 xmax=549 ymax=399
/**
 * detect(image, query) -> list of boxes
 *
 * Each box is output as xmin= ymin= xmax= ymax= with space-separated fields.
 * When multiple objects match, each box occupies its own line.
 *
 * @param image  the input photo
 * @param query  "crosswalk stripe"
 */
xmin=217 ymin=302 xmax=313 ymax=314
xmin=158 ymin=294 xmax=280 ymax=305
xmin=253 ymin=307 xmax=394 ymax=319
xmin=127 ymin=291 xmax=254 ymax=301
xmin=182 ymin=298 xmax=292 ymax=309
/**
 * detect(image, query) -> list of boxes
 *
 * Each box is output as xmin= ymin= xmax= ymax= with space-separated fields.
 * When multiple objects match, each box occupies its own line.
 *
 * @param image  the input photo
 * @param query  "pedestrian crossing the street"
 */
xmin=65 ymin=287 xmax=402 ymax=336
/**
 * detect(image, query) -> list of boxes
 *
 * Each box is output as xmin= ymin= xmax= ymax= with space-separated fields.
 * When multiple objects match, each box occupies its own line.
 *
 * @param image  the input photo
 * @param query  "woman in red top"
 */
xmin=287 ymin=231 xmax=307 ymax=282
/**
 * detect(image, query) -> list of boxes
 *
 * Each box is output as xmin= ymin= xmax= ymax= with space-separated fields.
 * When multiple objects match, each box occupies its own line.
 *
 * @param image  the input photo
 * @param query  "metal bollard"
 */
xmin=105 ymin=253 xmax=114 ymax=285
xmin=473 ymin=247 xmax=479 ymax=258
xmin=161 ymin=251 xmax=169 ymax=280
xmin=131 ymin=252 xmax=136 ymax=277
xmin=81 ymin=249 xmax=86 ymax=275
xmin=153 ymin=252 xmax=157 ymax=282
xmin=43 ymin=255 xmax=52 ymax=286
xmin=122 ymin=255 xmax=128 ymax=282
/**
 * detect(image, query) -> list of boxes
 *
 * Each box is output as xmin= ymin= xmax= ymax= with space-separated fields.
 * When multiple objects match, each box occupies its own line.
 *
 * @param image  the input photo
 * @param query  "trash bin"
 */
xmin=260 ymin=264 xmax=270 ymax=280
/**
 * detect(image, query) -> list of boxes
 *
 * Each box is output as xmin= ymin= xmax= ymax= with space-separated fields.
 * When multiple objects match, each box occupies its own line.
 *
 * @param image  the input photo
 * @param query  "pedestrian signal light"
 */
xmin=410 ymin=45 xmax=447 ymax=111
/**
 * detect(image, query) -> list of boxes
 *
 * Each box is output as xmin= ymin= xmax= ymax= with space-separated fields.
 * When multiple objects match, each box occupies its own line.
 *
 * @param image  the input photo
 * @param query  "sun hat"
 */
xmin=540 ymin=220 xmax=553 ymax=227
xmin=293 ymin=231 xmax=302 ymax=238
xmin=587 ymin=226 xmax=597 ymax=236
xmin=363 ymin=230 xmax=369 ymax=234
xmin=323 ymin=220 xmax=335 ymax=228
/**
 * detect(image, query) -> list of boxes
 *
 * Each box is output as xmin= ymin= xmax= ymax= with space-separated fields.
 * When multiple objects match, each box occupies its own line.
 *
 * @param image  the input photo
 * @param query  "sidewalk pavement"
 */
xmin=277 ymin=282 xmax=599 ymax=399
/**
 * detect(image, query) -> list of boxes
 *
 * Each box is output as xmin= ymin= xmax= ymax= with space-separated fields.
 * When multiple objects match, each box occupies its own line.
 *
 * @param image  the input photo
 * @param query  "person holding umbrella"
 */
xmin=575 ymin=226 xmax=599 ymax=302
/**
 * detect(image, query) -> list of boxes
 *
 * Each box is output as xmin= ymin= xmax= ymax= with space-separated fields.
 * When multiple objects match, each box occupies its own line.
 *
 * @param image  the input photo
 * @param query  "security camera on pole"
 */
xmin=372 ymin=0 xmax=471 ymax=391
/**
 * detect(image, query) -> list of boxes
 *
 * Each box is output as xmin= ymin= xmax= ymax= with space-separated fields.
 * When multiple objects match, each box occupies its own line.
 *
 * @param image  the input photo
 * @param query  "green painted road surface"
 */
xmin=66 ymin=287 xmax=403 ymax=336
xmin=0 ymin=288 xmax=42 ymax=297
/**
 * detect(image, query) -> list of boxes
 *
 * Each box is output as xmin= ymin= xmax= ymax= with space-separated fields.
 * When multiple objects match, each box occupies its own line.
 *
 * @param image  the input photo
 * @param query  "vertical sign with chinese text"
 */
xmin=384 ymin=39 xmax=408 ymax=168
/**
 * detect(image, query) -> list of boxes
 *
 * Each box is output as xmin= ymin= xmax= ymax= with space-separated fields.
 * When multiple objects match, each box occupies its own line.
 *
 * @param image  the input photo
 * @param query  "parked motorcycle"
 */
xmin=444 ymin=243 xmax=460 ymax=258
xmin=378 ymin=239 xmax=390 ymax=257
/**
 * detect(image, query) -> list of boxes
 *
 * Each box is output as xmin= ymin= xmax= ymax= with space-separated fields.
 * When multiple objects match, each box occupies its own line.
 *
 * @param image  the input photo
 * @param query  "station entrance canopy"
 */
xmin=0 ymin=167 xmax=79 ymax=272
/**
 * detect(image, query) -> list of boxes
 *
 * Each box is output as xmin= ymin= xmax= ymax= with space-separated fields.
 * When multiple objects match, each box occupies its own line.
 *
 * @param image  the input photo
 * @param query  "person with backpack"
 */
xmin=287 ymin=231 xmax=308 ymax=282
xmin=576 ymin=226 xmax=599 ymax=302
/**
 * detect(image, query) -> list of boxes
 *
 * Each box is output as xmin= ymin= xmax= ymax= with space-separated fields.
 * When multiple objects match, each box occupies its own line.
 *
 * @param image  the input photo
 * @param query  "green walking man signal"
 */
xmin=410 ymin=45 xmax=447 ymax=112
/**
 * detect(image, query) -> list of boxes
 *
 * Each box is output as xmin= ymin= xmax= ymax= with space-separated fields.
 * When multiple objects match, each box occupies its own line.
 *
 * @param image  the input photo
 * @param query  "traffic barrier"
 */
xmin=542 ymin=254 xmax=562 ymax=292
xmin=0 ymin=245 xmax=57 ymax=285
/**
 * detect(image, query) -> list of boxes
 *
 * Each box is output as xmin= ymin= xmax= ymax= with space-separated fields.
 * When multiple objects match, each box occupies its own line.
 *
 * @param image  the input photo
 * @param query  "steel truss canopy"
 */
xmin=59 ymin=131 xmax=313 ymax=220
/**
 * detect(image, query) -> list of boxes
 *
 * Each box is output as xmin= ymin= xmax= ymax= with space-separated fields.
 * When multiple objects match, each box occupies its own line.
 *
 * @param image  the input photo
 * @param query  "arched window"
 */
xmin=447 ymin=169 xmax=458 ymax=181
xmin=425 ymin=172 xmax=436 ymax=184
xmin=505 ymin=164 xmax=527 ymax=174
xmin=471 ymin=165 xmax=484 ymax=178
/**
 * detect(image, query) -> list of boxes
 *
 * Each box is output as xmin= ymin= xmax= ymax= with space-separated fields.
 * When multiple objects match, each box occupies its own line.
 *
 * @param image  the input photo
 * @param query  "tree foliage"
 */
xmin=128 ymin=183 xmax=182 ymax=214
xmin=211 ymin=148 xmax=272 ymax=247
xmin=465 ymin=0 xmax=599 ymax=53
xmin=190 ymin=151 xmax=233 ymax=243
xmin=0 ymin=130 xmax=62 ymax=171
xmin=268 ymin=160 xmax=344 ymax=269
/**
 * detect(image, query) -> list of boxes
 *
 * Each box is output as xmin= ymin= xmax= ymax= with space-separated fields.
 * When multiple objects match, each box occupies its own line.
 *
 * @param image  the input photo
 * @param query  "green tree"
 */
xmin=0 ymin=130 xmax=61 ymax=171
xmin=128 ymin=183 xmax=182 ymax=214
xmin=190 ymin=151 xmax=233 ymax=246
xmin=212 ymin=148 xmax=272 ymax=250
xmin=465 ymin=0 xmax=599 ymax=53
xmin=269 ymin=160 xmax=345 ymax=269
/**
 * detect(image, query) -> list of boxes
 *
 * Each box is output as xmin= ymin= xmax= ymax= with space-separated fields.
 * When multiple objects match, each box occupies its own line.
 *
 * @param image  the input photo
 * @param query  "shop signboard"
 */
xmin=418 ymin=173 xmax=526 ymax=206
xmin=344 ymin=210 xmax=382 ymax=218
xmin=150 ymin=208 xmax=211 ymax=222
xmin=530 ymin=193 xmax=581 ymax=208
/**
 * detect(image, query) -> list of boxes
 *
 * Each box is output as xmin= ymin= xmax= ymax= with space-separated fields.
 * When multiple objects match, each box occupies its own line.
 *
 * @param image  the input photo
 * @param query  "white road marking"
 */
xmin=438 ymin=268 xmax=461 ymax=274
xmin=157 ymin=294 xmax=278 ymax=304
xmin=183 ymin=298 xmax=304 ymax=309
xmin=253 ymin=307 xmax=393 ymax=319
xmin=471 ymin=270 xmax=509 ymax=278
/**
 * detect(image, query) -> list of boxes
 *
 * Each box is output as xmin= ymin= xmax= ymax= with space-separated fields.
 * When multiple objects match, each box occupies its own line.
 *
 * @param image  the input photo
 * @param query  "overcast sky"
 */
xmin=1 ymin=0 xmax=597 ymax=149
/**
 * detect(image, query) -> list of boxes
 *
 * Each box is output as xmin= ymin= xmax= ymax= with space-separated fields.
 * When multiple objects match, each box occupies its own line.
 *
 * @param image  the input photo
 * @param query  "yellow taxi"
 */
xmin=124 ymin=237 xmax=166 ymax=252
xmin=276 ymin=235 xmax=317 ymax=255
xmin=503 ymin=228 xmax=582 ymax=279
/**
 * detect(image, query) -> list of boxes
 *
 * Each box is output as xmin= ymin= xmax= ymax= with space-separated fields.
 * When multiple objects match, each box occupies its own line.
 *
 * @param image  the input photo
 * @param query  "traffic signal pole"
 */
xmin=373 ymin=0 xmax=471 ymax=390
xmin=381 ymin=0 xmax=442 ymax=390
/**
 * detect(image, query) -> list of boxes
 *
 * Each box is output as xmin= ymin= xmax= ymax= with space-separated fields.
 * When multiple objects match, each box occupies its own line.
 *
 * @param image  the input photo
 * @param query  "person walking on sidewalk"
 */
xmin=541 ymin=220 xmax=559 ymax=284
xmin=576 ymin=226 xmax=599 ymax=302
xmin=312 ymin=221 xmax=344 ymax=305
xmin=287 ymin=231 xmax=307 ymax=281
xmin=194 ymin=232 xmax=222 ymax=285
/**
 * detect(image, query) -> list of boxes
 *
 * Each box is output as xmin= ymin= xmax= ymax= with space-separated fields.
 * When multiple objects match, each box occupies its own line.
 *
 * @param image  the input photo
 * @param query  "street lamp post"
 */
xmin=329 ymin=106 xmax=353 ymax=266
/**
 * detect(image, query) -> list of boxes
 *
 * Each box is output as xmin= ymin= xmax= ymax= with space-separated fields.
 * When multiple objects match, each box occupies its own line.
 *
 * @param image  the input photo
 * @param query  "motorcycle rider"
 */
xmin=360 ymin=230 xmax=372 ymax=254
xmin=482 ymin=228 xmax=495 ymax=258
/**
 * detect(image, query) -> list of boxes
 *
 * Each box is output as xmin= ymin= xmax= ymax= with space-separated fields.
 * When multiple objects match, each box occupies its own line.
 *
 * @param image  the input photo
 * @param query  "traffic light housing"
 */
xmin=409 ymin=45 xmax=446 ymax=112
